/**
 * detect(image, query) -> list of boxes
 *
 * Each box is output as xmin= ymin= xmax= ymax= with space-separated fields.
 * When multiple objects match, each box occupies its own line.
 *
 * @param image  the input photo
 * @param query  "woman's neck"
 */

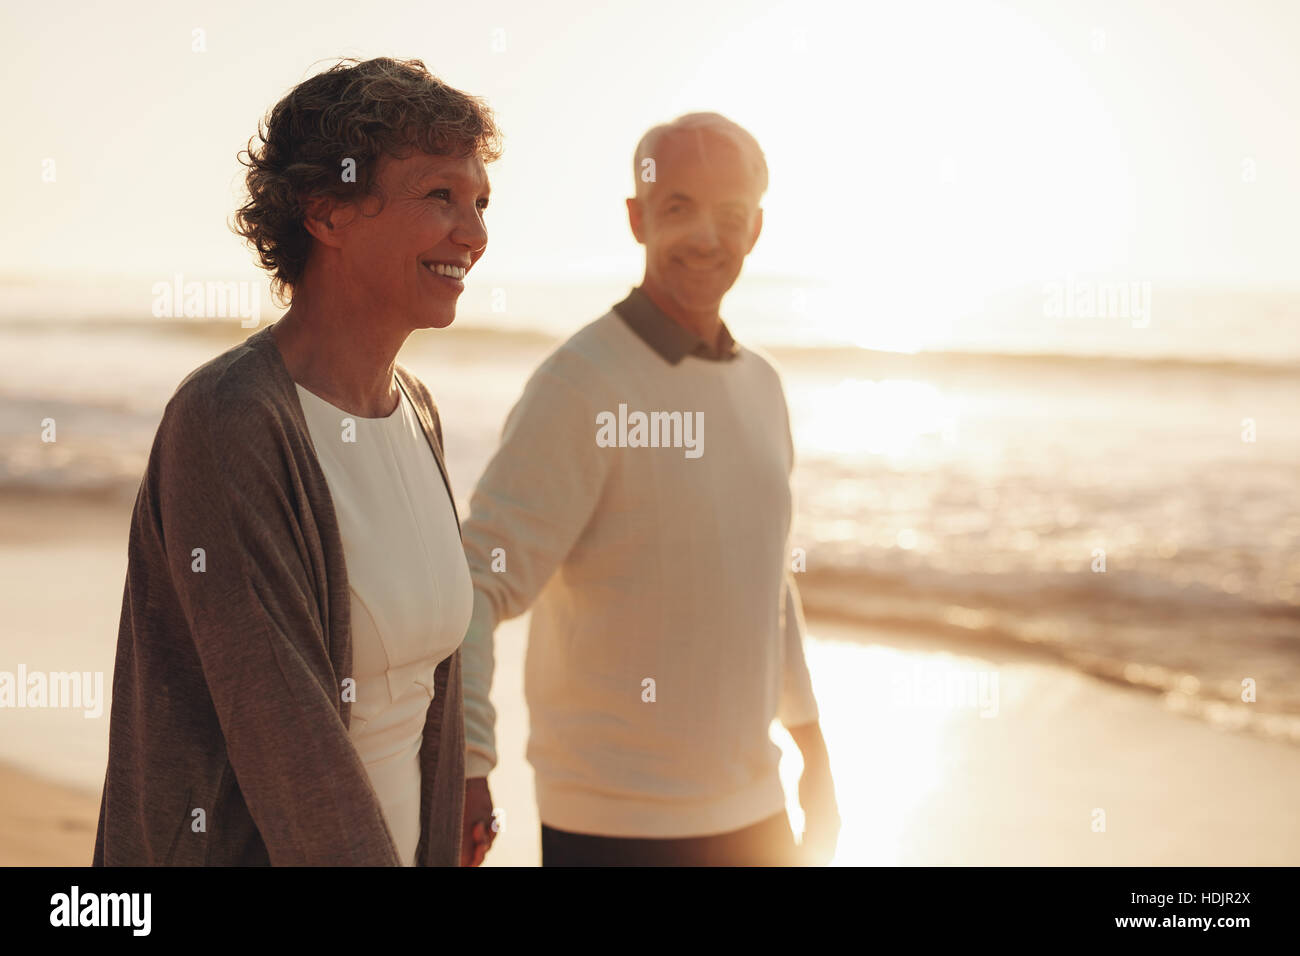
xmin=271 ymin=299 xmax=409 ymax=419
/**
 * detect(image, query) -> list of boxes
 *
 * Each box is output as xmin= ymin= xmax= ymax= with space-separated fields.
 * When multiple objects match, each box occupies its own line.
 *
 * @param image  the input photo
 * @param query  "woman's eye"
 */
xmin=427 ymin=188 xmax=451 ymax=201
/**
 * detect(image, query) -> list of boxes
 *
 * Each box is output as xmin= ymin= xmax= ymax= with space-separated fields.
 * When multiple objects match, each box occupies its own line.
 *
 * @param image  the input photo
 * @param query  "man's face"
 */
xmin=335 ymin=150 xmax=490 ymax=330
xmin=627 ymin=131 xmax=762 ymax=316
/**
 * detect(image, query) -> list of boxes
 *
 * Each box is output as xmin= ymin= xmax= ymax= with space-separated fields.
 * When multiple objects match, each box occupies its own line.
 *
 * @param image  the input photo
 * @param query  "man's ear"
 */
xmin=301 ymin=194 xmax=349 ymax=249
xmin=626 ymin=196 xmax=647 ymax=246
xmin=745 ymin=206 xmax=764 ymax=254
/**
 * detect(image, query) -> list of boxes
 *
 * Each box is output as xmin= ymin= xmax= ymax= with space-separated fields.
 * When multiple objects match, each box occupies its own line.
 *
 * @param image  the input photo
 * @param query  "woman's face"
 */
xmin=337 ymin=150 xmax=490 ymax=331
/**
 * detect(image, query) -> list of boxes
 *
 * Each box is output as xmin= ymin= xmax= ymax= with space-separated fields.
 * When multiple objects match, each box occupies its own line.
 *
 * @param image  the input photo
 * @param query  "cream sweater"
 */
xmin=460 ymin=310 xmax=820 ymax=838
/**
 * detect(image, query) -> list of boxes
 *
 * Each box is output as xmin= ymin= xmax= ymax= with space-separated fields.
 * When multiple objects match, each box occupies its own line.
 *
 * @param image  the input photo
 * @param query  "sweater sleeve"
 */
xmin=154 ymin=383 xmax=401 ymax=865
xmin=461 ymin=364 xmax=613 ymax=776
xmin=777 ymin=571 xmax=821 ymax=728
xmin=772 ymin=359 xmax=819 ymax=728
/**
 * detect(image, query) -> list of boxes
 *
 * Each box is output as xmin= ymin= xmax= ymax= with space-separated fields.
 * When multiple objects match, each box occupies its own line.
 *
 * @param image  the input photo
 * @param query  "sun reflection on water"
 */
xmin=775 ymin=638 xmax=980 ymax=866
xmin=793 ymin=378 xmax=962 ymax=461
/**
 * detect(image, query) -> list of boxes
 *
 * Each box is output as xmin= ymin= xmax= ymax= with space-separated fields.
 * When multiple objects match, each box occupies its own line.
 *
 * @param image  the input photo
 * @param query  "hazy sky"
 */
xmin=5 ymin=0 xmax=1298 ymax=302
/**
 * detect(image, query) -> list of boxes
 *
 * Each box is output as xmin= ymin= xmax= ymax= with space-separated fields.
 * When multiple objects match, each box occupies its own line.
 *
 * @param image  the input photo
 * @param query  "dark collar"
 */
xmin=612 ymin=286 xmax=739 ymax=365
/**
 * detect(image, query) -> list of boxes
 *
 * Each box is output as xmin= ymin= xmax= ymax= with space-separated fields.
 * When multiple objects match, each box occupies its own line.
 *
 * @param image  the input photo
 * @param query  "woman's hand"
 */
xmin=461 ymin=776 xmax=497 ymax=866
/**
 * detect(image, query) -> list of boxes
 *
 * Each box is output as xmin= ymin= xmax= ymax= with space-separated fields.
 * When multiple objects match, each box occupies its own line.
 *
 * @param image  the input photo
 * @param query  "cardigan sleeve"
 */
xmin=151 ymin=382 xmax=401 ymax=866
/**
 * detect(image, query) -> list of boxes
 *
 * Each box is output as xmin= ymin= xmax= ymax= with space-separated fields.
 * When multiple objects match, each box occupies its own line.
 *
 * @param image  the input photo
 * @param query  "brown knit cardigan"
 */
xmin=93 ymin=322 xmax=465 ymax=866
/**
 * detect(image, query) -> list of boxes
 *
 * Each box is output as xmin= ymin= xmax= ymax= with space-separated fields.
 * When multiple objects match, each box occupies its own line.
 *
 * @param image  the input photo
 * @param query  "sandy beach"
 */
xmin=2 ymin=491 xmax=1298 ymax=867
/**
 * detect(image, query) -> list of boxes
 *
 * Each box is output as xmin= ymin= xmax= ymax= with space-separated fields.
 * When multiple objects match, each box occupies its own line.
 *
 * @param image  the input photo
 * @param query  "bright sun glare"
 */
xmin=678 ymin=0 xmax=1136 ymax=354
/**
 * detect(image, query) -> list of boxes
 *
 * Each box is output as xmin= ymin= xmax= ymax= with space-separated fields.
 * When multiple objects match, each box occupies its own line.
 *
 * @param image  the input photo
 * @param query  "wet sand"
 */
xmin=2 ymin=492 xmax=1297 ymax=866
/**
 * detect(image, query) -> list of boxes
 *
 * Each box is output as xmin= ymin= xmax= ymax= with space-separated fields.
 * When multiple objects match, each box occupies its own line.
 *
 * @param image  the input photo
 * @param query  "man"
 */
xmin=458 ymin=113 xmax=839 ymax=866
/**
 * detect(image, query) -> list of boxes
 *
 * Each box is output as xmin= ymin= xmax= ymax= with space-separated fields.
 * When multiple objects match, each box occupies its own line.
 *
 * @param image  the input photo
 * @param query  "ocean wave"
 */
xmin=795 ymin=566 xmax=1300 ymax=746
xmin=764 ymin=344 xmax=1300 ymax=379
xmin=4 ymin=315 xmax=1297 ymax=377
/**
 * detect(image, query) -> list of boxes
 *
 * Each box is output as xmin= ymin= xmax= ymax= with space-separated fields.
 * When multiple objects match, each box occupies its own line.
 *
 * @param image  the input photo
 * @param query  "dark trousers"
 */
xmin=541 ymin=811 xmax=801 ymax=866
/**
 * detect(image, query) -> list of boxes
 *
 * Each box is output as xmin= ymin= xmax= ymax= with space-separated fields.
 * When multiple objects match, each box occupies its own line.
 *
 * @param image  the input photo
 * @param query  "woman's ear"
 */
xmin=301 ymin=194 xmax=349 ymax=248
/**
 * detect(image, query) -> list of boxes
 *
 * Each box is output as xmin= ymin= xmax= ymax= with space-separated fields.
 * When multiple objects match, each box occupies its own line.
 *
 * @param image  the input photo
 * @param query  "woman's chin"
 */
xmin=419 ymin=307 xmax=458 ymax=331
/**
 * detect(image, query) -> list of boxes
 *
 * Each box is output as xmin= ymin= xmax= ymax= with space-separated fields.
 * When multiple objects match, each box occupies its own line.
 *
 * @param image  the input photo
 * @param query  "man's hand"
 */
xmin=460 ymin=776 xmax=497 ymax=867
xmin=788 ymin=722 xmax=840 ymax=866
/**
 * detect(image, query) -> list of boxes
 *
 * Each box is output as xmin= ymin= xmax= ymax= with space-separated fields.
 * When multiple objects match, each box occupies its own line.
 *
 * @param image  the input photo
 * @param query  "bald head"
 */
xmin=633 ymin=112 xmax=768 ymax=201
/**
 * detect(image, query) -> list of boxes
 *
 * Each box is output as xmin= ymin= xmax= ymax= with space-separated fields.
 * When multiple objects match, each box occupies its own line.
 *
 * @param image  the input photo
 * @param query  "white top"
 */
xmin=459 ymin=311 xmax=820 ymax=838
xmin=295 ymin=378 xmax=472 ymax=865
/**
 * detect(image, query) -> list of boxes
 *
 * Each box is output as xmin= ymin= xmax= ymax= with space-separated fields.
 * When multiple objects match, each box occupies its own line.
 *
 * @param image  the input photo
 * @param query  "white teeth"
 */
xmin=428 ymin=263 xmax=467 ymax=279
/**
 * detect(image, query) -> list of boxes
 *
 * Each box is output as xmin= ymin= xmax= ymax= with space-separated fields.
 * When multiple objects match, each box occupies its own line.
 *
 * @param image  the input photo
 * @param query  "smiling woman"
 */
xmin=232 ymin=58 xmax=500 ymax=305
xmin=94 ymin=57 xmax=503 ymax=867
